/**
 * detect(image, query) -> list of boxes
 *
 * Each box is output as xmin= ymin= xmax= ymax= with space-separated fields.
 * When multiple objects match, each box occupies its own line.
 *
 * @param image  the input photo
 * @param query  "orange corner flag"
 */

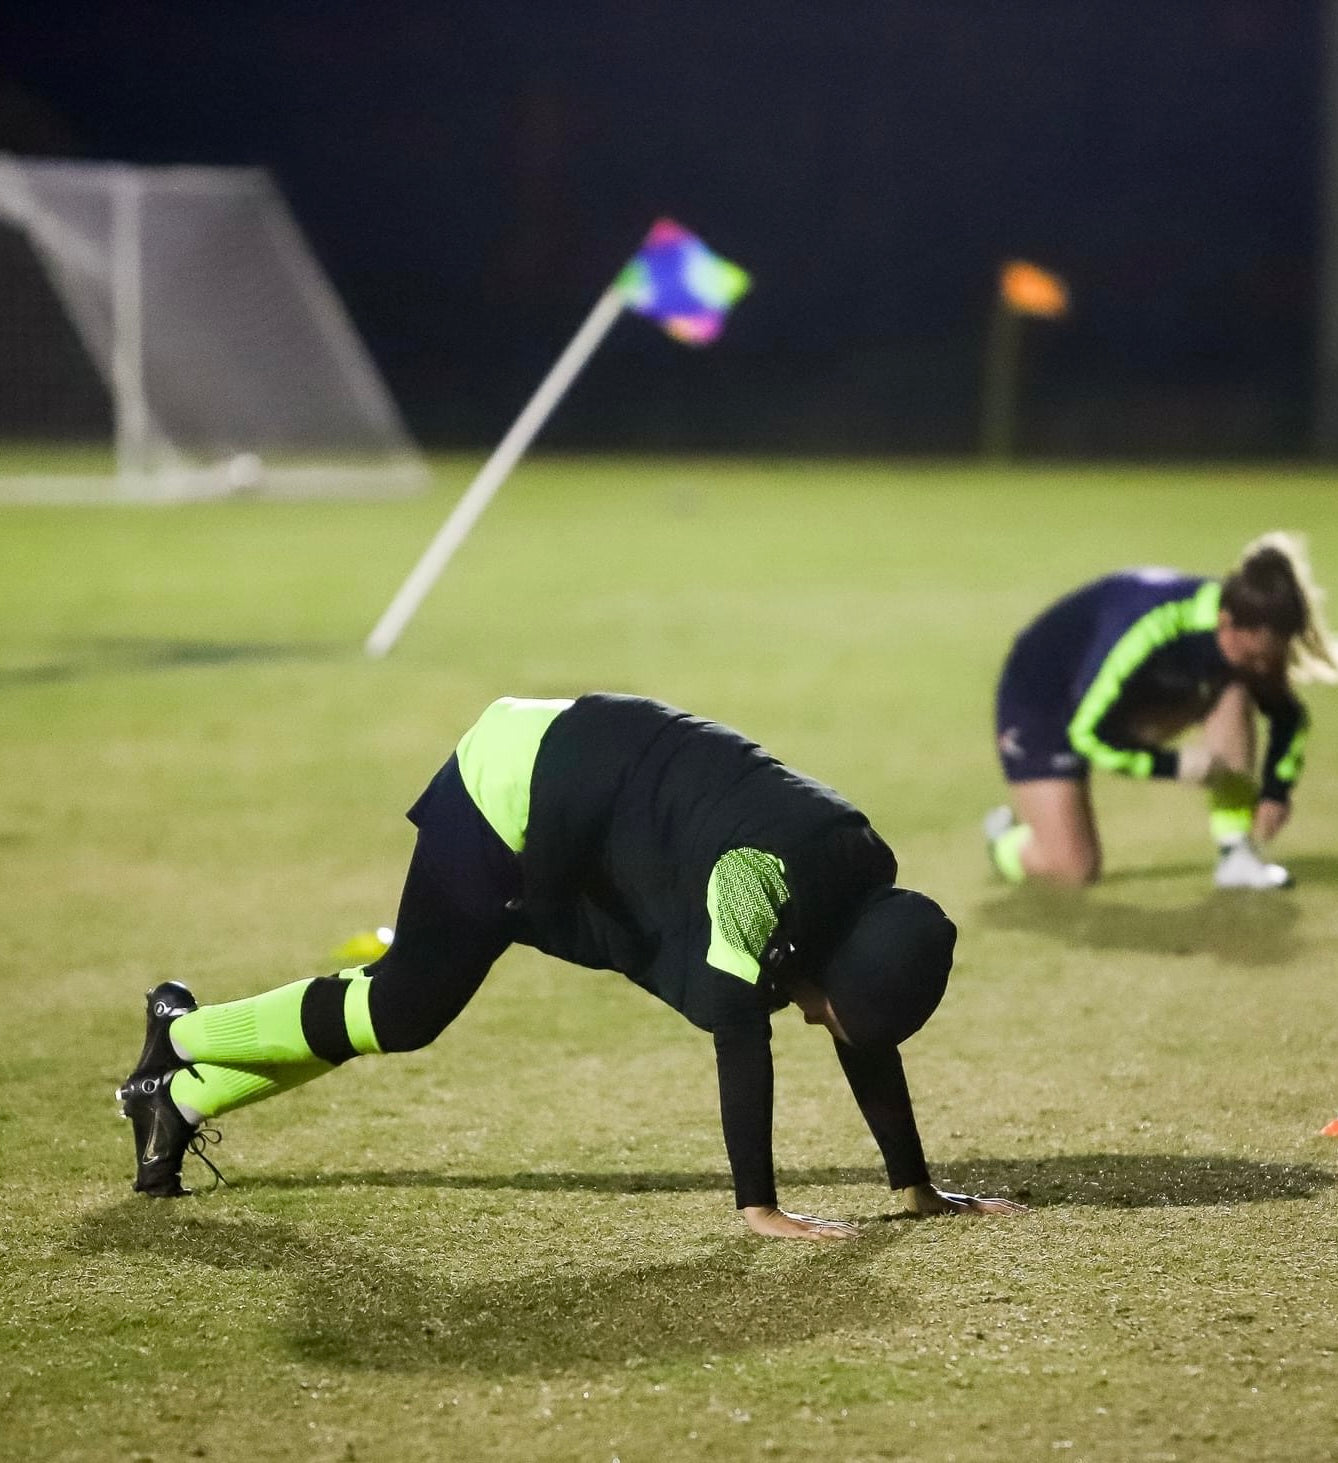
xmin=1322 ymin=1116 xmax=1338 ymax=1137
xmin=1000 ymin=260 xmax=1070 ymax=319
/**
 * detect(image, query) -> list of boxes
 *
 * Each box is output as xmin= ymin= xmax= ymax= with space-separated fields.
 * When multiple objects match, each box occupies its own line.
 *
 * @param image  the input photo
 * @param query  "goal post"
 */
xmin=0 ymin=155 xmax=428 ymax=502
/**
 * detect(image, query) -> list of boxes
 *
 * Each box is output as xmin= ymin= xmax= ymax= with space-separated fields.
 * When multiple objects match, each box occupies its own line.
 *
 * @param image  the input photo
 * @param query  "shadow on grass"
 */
xmin=235 ymin=1151 xmax=1333 ymax=1209
xmin=69 ymin=1152 xmax=1332 ymax=1374
xmin=0 ymin=637 xmax=328 ymax=686
xmin=1099 ymin=861 xmax=1212 ymax=885
xmin=1101 ymin=854 xmax=1338 ymax=888
xmin=925 ymin=1152 xmax=1335 ymax=1210
xmin=70 ymin=1202 xmax=900 ymax=1375
xmin=977 ymin=884 xmax=1302 ymax=965
xmin=1282 ymin=853 xmax=1338 ymax=886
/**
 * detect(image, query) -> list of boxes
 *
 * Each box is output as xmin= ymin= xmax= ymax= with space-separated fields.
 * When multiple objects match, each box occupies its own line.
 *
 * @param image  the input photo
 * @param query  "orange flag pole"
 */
xmin=981 ymin=261 xmax=1070 ymax=462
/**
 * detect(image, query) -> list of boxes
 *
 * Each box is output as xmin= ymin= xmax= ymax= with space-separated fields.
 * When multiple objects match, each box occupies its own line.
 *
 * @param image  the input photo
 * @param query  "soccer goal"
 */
xmin=0 ymin=155 xmax=428 ymax=502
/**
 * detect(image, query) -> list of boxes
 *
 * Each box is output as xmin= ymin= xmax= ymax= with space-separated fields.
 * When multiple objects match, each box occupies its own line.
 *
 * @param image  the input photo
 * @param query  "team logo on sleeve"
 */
xmin=998 ymin=727 xmax=1025 ymax=760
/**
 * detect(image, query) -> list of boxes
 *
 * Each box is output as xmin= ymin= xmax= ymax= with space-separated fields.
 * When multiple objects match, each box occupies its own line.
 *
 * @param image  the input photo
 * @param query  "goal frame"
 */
xmin=0 ymin=155 xmax=428 ymax=503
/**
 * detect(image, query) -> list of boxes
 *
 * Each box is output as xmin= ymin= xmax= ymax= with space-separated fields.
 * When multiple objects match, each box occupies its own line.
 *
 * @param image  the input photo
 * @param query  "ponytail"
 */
xmin=1223 ymin=532 xmax=1338 ymax=685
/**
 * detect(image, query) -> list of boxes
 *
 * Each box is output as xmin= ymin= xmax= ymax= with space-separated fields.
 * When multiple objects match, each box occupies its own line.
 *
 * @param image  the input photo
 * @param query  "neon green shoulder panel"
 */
xmin=455 ymin=697 xmax=573 ymax=851
xmin=1067 ymin=581 xmax=1221 ymax=776
xmin=705 ymin=848 xmax=789 ymax=984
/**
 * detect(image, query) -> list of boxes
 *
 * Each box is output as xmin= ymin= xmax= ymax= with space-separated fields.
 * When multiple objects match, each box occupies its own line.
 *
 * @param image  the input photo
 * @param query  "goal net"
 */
xmin=0 ymin=156 xmax=428 ymax=502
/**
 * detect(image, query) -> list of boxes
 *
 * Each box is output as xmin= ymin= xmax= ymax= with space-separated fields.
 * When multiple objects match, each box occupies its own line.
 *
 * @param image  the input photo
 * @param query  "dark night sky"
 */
xmin=0 ymin=1 xmax=1325 ymax=454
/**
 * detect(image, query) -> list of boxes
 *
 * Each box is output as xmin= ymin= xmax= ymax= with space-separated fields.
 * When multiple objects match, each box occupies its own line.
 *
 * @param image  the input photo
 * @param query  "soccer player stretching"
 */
xmin=986 ymin=533 xmax=1337 ymax=890
xmin=117 ymin=694 xmax=1023 ymax=1237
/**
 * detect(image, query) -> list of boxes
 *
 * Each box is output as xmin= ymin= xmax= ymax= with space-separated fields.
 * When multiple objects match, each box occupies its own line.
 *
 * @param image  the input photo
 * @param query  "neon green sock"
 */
xmin=990 ymin=822 xmax=1033 ymax=884
xmin=171 ymin=979 xmax=318 ymax=1065
xmin=170 ymin=971 xmax=382 ymax=1066
xmin=1208 ymin=773 xmax=1254 ymax=846
xmin=170 ymin=1060 xmax=330 ymax=1122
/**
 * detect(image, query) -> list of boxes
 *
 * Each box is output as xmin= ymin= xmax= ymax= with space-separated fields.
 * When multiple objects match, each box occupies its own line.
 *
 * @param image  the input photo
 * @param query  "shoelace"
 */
xmin=186 ymin=1125 xmax=229 ymax=1192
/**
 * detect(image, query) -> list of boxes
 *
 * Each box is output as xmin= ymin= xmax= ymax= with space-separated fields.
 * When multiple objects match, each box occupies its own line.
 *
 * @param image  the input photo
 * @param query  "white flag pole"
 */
xmin=364 ymin=284 xmax=627 ymax=658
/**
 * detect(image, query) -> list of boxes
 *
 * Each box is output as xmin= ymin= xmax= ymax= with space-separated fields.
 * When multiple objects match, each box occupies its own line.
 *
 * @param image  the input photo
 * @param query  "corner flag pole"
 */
xmin=365 ymin=218 xmax=750 ymax=658
xmin=980 ymin=296 xmax=1022 ymax=462
xmin=980 ymin=260 xmax=1070 ymax=463
xmin=364 ymin=285 xmax=626 ymax=659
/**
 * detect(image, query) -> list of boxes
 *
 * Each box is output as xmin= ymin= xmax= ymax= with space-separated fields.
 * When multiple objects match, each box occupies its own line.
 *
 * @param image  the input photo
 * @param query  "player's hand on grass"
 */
xmin=742 ymin=1205 xmax=859 ymax=1241
xmin=900 ymin=1182 xmax=1028 ymax=1217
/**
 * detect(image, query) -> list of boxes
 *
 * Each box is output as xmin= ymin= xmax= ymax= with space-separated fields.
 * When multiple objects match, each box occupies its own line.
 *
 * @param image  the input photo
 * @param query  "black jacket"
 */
xmin=511 ymin=694 xmax=927 ymax=1208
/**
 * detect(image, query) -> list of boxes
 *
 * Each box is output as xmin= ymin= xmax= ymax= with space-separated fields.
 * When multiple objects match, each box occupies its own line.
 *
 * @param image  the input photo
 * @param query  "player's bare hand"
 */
xmin=900 ymin=1182 xmax=1028 ymax=1217
xmin=742 ymin=1205 xmax=859 ymax=1241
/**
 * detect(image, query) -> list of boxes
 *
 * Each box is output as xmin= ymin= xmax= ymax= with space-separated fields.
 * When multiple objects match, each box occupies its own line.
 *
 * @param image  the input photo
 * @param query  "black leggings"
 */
xmin=362 ymin=759 xmax=521 ymax=1053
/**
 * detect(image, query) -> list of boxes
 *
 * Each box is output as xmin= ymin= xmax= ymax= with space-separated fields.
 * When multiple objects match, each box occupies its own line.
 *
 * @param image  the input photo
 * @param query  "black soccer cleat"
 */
xmin=130 ymin=981 xmax=197 ymax=1081
xmin=116 ymin=1068 xmax=223 ymax=1198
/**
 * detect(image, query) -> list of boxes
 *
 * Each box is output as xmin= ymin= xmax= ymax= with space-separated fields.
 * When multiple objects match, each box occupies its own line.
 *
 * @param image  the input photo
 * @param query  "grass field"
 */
xmin=1 ymin=456 xmax=1336 ymax=1462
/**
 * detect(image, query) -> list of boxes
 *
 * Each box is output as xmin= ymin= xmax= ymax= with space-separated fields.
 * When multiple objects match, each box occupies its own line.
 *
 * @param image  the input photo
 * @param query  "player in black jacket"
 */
xmin=117 ymin=694 xmax=1022 ymax=1238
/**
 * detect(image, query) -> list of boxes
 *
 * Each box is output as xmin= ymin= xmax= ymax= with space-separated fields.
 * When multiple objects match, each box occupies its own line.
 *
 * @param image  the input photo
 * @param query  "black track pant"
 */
xmin=363 ymin=757 xmax=521 ymax=1053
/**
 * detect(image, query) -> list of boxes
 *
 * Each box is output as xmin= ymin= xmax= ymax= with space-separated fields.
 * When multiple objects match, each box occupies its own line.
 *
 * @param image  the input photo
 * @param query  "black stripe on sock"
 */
xmin=301 ymin=976 xmax=357 ymax=1065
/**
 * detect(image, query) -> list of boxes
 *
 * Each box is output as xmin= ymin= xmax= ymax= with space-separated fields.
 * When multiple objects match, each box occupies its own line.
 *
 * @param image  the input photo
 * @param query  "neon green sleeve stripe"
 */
xmin=705 ymin=848 xmax=789 ymax=984
xmin=455 ymin=697 xmax=574 ymax=852
xmin=1273 ymin=722 xmax=1308 ymax=784
xmin=1067 ymin=581 xmax=1220 ymax=776
xmin=339 ymin=970 xmax=383 ymax=1055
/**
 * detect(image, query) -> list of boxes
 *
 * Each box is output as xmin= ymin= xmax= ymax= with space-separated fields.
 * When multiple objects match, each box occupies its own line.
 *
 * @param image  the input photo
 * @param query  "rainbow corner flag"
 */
xmin=616 ymin=218 xmax=751 ymax=345
xmin=1000 ymin=259 xmax=1070 ymax=320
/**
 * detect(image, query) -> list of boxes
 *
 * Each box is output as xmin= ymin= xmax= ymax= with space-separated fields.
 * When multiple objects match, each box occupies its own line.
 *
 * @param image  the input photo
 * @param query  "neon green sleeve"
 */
xmin=1260 ymin=695 xmax=1308 ymax=801
xmin=1067 ymin=581 xmax=1220 ymax=777
xmin=1272 ymin=718 xmax=1308 ymax=785
xmin=705 ymin=848 xmax=789 ymax=984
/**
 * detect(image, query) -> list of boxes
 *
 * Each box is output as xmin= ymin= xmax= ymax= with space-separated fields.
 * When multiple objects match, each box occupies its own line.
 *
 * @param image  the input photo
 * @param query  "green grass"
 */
xmin=1 ymin=455 xmax=1336 ymax=1462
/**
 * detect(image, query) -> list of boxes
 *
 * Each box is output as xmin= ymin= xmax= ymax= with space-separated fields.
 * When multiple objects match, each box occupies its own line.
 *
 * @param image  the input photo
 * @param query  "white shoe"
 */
xmin=1214 ymin=841 xmax=1292 ymax=890
xmin=983 ymin=805 xmax=1016 ymax=847
xmin=983 ymin=805 xmax=1020 ymax=880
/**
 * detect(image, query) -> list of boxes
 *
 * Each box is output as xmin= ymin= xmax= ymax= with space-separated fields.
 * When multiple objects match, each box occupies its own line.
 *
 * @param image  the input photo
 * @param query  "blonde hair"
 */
xmin=1233 ymin=532 xmax=1338 ymax=685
